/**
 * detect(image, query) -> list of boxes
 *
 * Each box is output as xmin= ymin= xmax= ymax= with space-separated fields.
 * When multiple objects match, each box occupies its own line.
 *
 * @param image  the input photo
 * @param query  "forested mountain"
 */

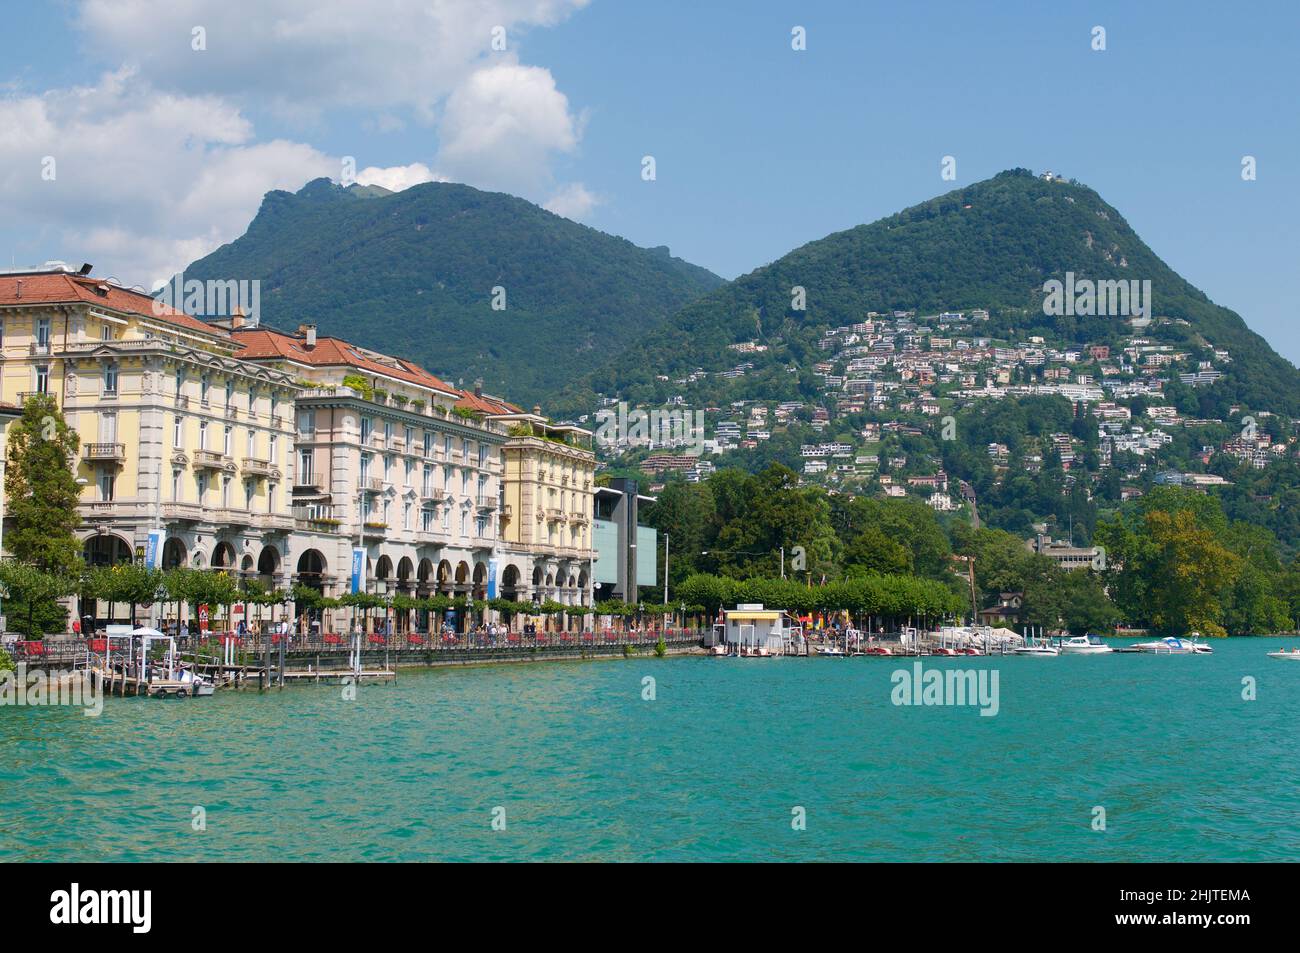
xmin=178 ymin=178 xmax=723 ymax=405
xmin=560 ymin=169 xmax=1300 ymax=416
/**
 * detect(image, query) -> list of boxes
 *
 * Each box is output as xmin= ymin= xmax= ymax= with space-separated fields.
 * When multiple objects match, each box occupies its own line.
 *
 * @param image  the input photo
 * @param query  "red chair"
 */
xmin=407 ymin=634 xmax=424 ymax=646
xmin=88 ymin=638 xmax=107 ymax=652
xmin=367 ymin=634 xmax=386 ymax=645
xmin=507 ymin=633 xmax=521 ymax=644
xmin=324 ymin=633 xmax=344 ymax=645
xmin=22 ymin=641 xmax=46 ymax=656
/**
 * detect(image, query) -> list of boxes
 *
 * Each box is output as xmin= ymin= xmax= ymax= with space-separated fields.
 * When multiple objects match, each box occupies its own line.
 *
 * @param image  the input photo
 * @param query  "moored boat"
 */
xmin=1058 ymin=635 xmax=1113 ymax=655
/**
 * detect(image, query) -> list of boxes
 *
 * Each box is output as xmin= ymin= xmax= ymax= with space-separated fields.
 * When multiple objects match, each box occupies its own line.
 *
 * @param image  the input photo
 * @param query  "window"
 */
xmin=223 ymin=425 xmax=233 ymax=455
xmin=297 ymin=409 xmax=315 ymax=435
xmin=269 ymin=434 xmax=278 ymax=463
xmin=35 ymin=364 xmax=50 ymax=394
xmin=462 ymin=438 xmax=470 ymax=459
xmin=197 ymin=473 xmax=208 ymax=499
xmin=476 ymin=515 xmax=488 ymax=538
xmin=360 ymin=453 xmax=371 ymax=482
xmin=98 ymin=468 xmax=115 ymax=502
xmin=221 ymin=476 xmax=231 ymax=508
xmin=404 ymin=426 xmax=414 ymax=448
xmin=443 ymin=435 xmax=451 ymax=457
xmin=175 ymin=367 xmax=184 ymax=394
xmin=268 ymin=482 xmax=277 ymax=513
xmin=383 ymin=420 xmax=393 ymax=446
xmin=246 ymin=429 xmax=255 ymax=458
xmin=244 ymin=479 xmax=254 ymax=509
xmin=442 ymin=505 xmax=450 ymax=530
xmin=422 ymin=466 xmax=433 ymax=496
xmin=36 ymin=317 xmax=51 ymax=349
xmin=404 ymin=459 xmax=414 ymax=486
xmin=198 ymin=420 xmax=208 ymax=450
xmin=171 ymin=468 xmax=182 ymax=501
xmin=421 ymin=507 xmax=434 ymax=532
xmin=422 ymin=432 xmax=431 ymax=457
xmin=384 ymin=454 xmax=393 ymax=480
xmin=299 ymin=449 xmax=313 ymax=484
xmin=361 ymin=417 xmax=372 ymax=442
xmin=460 ymin=510 xmax=468 ymax=537
xmin=200 ymin=375 xmax=210 ymax=405
xmin=102 ymin=323 xmax=113 ymax=341
xmin=478 ymin=444 xmax=488 ymax=467
xmin=443 ymin=465 xmax=452 ymax=496
xmin=225 ymin=379 xmax=234 ymax=406
xmin=403 ymin=502 xmax=411 ymax=530
xmin=173 ymin=416 xmax=183 ymax=448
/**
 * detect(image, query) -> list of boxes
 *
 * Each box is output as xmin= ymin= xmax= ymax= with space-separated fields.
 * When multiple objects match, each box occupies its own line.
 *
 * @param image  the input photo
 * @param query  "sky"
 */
xmin=1 ymin=0 xmax=1297 ymax=360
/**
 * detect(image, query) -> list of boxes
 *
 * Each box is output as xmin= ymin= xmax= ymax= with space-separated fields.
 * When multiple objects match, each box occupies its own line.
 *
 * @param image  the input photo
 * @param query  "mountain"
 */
xmin=563 ymin=168 xmax=1300 ymax=417
xmin=178 ymin=178 xmax=724 ymax=405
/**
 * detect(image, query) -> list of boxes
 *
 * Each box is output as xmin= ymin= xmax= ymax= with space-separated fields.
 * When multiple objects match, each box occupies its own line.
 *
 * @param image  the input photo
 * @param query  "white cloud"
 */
xmin=0 ymin=2 xmax=597 ymax=283
xmin=355 ymin=162 xmax=447 ymax=192
xmin=0 ymin=68 xmax=335 ymax=284
xmin=74 ymin=0 xmax=590 ymax=118
xmin=436 ymin=62 xmax=583 ymax=195
xmin=544 ymin=182 xmax=601 ymax=221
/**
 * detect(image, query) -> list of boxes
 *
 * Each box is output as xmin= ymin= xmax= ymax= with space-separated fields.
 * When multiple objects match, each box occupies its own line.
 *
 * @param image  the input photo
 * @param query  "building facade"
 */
xmin=0 ymin=267 xmax=307 ymax=618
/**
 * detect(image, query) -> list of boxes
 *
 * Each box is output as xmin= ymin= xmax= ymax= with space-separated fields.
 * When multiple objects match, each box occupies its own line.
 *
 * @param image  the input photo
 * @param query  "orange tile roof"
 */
xmin=0 ymin=272 xmax=227 ymax=338
xmin=456 ymin=389 xmax=522 ymax=416
xmin=232 ymin=327 xmax=463 ymax=398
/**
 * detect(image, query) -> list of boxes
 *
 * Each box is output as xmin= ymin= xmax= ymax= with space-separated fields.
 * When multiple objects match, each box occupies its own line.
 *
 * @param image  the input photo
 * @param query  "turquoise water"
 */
xmin=3 ymin=637 xmax=1299 ymax=861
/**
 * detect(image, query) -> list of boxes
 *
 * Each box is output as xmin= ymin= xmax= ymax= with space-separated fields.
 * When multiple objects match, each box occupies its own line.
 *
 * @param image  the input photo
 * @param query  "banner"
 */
xmin=143 ymin=529 xmax=164 ymax=569
xmin=351 ymin=547 xmax=365 ymax=594
xmin=487 ymin=559 xmax=498 ymax=599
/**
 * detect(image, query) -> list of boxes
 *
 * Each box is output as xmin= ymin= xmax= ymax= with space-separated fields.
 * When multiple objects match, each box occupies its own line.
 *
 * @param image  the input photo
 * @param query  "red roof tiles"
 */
xmin=0 ymin=272 xmax=226 ymax=338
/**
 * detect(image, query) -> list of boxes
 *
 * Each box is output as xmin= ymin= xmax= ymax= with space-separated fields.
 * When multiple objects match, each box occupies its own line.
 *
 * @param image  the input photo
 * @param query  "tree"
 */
xmin=4 ymin=395 xmax=82 ymax=575
xmin=88 ymin=564 xmax=165 ymax=627
xmin=0 ymin=560 xmax=75 ymax=638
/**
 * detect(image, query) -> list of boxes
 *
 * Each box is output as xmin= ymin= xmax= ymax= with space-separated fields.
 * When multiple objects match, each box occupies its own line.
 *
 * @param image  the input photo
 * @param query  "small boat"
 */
xmin=710 ymin=644 xmax=729 ymax=656
xmin=817 ymin=645 xmax=846 ymax=657
xmin=1129 ymin=636 xmax=1211 ymax=655
xmin=1266 ymin=648 xmax=1300 ymax=661
xmin=1013 ymin=644 xmax=1059 ymax=656
xmin=1058 ymin=635 xmax=1114 ymax=655
xmin=863 ymin=646 xmax=893 ymax=656
xmin=929 ymin=646 xmax=959 ymax=656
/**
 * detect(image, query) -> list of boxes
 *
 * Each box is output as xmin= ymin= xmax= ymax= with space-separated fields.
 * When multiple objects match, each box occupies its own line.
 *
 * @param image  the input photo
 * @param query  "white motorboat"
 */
xmin=1013 ymin=640 xmax=1059 ymax=657
xmin=1266 ymin=648 xmax=1300 ymax=661
xmin=1129 ymin=636 xmax=1212 ymax=655
xmin=1058 ymin=635 xmax=1114 ymax=655
xmin=816 ymin=645 xmax=846 ymax=657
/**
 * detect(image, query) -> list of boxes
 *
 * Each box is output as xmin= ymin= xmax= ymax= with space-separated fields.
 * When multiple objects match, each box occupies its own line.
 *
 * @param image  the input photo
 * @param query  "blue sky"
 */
xmin=2 ymin=1 xmax=1297 ymax=360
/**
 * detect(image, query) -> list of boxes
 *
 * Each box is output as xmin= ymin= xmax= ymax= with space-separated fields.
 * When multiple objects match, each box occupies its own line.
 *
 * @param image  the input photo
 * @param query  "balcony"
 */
xmin=211 ymin=507 xmax=254 ymax=527
xmin=546 ymin=508 xmax=565 ymax=522
xmin=242 ymin=457 xmax=275 ymax=478
xmin=362 ymin=521 xmax=388 ymax=538
xmin=358 ymin=476 xmax=385 ymax=493
xmin=227 ymin=405 xmax=240 ymax=420
xmin=29 ymin=341 xmax=52 ymax=356
xmin=174 ymin=394 xmax=190 ymax=408
xmin=17 ymin=391 xmax=53 ymax=405
xmin=161 ymin=502 xmax=204 ymax=522
xmin=420 ymin=489 xmax=446 ymax=504
xmin=257 ymin=513 xmax=295 ymax=532
xmin=476 ymin=496 xmax=498 ymax=511
xmin=293 ymin=475 xmax=324 ymax=492
xmin=193 ymin=449 xmax=233 ymax=470
xmin=82 ymin=442 xmax=126 ymax=463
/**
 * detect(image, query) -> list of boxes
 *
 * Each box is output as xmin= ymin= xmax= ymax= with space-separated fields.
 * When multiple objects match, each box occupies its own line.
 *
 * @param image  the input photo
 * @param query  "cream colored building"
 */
xmin=496 ymin=411 xmax=596 ymax=609
xmin=0 ymin=265 xmax=308 ymax=622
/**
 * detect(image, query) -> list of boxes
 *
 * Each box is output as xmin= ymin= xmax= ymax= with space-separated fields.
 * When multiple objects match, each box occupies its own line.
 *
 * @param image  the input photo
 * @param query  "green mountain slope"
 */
xmin=566 ymin=168 xmax=1300 ymax=416
xmin=178 ymin=178 xmax=724 ymax=405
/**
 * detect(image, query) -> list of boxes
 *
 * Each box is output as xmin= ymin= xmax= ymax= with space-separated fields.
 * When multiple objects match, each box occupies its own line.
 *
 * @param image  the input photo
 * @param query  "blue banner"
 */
xmin=351 ymin=547 xmax=365 ymax=593
xmin=487 ymin=559 xmax=498 ymax=599
xmin=144 ymin=529 xmax=164 ymax=569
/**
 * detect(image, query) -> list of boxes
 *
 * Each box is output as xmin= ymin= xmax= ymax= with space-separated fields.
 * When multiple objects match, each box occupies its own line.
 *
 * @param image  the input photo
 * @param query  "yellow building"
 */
xmin=495 ymin=409 xmax=596 ymax=608
xmin=0 ymin=265 xmax=304 ymax=625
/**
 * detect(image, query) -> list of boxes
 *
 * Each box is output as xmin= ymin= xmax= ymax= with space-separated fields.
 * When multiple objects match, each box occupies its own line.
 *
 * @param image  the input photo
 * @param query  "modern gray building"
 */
xmin=592 ymin=478 xmax=658 ymax=603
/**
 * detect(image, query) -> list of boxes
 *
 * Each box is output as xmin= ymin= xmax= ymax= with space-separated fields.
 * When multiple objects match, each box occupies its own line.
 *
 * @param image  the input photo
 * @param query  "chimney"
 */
xmin=230 ymin=306 xmax=245 ymax=330
xmin=301 ymin=324 xmax=317 ymax=349
xmin=14 ymin=280 xmax=21 ymax=299
xmin=473 ymin=378 xmax=483 ymax=397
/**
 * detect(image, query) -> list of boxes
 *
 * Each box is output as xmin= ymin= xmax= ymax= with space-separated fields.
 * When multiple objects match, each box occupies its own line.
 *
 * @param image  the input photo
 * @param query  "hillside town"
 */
xmin=589 ymin=304 xmax=1279 ymax=533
